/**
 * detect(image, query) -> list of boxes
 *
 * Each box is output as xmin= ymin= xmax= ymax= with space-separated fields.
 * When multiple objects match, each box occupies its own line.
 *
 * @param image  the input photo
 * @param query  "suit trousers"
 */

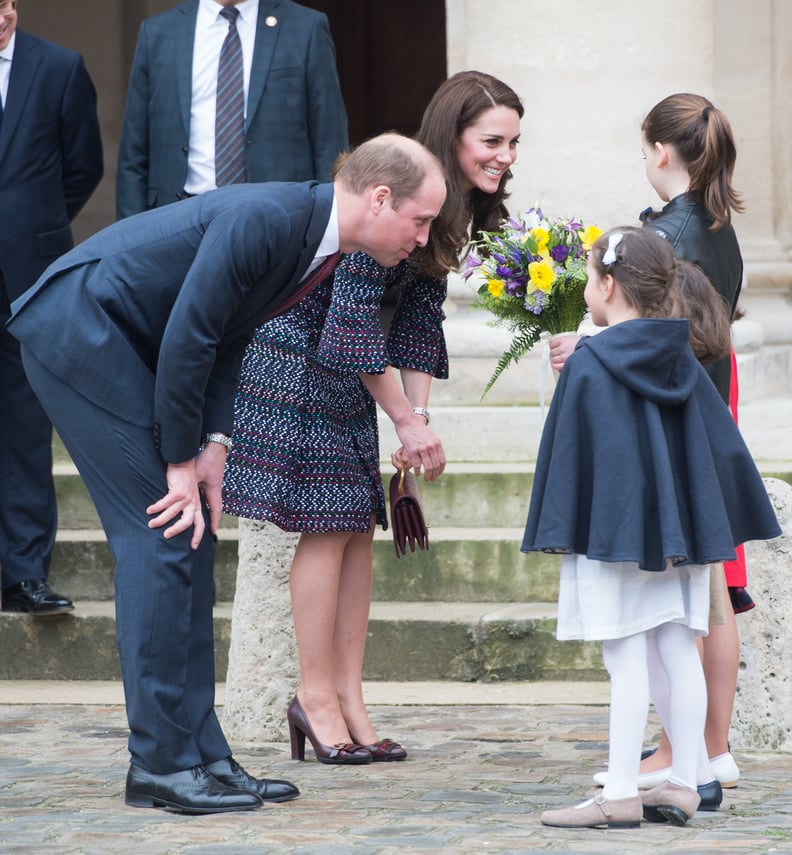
xmin=0 ymin=274 xmax=57 ymax=590
xmin=21 ymin=348 xmax=231 ymax=773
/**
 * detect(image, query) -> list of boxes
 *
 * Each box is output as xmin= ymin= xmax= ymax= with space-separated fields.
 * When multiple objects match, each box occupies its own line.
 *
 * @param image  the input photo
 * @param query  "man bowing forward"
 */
xmin=9 ymin=134 xmax=446 ymax=814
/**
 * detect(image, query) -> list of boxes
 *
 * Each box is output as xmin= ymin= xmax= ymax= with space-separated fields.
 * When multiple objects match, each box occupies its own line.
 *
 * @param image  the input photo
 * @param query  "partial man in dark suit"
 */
xmin=116 ymin=0 xmax=348 ymax=219
xmin=9 ymin=134 xmax=446 ymax=814
xmin=0 ymin=0 xmax=103 ymax=616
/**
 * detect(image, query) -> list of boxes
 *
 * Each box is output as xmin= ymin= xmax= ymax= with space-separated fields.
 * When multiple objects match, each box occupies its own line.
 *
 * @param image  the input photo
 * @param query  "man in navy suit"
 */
xmin=9 ymin=133 xmax=446 ymax=813
xmin=116 ymin=0 xmax=348 ymax=218
xmin=0 ymin=0 xmax=103 ymax=616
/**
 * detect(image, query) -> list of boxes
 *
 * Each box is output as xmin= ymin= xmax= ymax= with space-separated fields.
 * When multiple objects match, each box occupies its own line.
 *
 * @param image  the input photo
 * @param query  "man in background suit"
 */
xmin=0 ymin=0 xmax=103 ymax=616
xmin=9 ymin=134 xmax=446 ymax=813
xmin=116 ymin=0 xmax=348 ymax=219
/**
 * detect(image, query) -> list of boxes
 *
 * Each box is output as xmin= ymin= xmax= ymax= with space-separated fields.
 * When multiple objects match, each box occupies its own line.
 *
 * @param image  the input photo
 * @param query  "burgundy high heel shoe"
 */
xmin=287 ymin=697 xmax=371 ymax=765
xmin=350 ymin=736 xmax=407 ymax=762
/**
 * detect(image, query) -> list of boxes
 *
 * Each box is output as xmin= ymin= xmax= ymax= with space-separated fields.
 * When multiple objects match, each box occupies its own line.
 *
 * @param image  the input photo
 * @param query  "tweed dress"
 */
xmin=222 ymin=252 xmax=449 ymax=532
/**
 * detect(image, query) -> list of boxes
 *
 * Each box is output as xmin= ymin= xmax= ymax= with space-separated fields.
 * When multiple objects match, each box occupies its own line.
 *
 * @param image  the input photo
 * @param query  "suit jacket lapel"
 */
xmin=246 ymin=0 xmax=282 ymax=129
xmin=292 ymin=182 xmax=336 ymax=283
xmin=0 ymin=32 xmax=40 ymax=164
xmin=175 ymin=0 xmax=199 ymax=138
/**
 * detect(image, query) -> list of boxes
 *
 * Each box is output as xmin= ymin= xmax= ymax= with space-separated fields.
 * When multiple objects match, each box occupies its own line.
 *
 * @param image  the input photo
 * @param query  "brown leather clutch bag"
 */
xmin=388 ymin=468 xmax=429 ymax=557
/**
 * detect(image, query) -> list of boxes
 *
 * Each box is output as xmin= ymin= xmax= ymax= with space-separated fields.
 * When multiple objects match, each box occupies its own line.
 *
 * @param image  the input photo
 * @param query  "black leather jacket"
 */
xmin=641 ymin=193 xmax=743 ymax=403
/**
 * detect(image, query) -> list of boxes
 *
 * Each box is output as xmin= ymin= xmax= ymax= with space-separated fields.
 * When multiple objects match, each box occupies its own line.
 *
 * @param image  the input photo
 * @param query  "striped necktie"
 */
xmin=215 ymin=7 xmax=247 ymax=186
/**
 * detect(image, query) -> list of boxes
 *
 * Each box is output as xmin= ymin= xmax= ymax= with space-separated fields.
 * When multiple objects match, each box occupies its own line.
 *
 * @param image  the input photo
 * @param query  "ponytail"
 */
xmin=642 ymin=93 xmax=744 ymax=230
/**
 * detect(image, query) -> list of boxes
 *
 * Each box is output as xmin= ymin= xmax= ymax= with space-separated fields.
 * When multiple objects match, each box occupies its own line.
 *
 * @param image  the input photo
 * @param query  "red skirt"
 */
xmin=724 ymin=348 xmax=747 ymax=587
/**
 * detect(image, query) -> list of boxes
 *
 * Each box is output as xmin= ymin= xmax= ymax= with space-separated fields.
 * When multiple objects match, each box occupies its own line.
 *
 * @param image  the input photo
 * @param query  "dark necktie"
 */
xmin=266 ymin=251 xmax=343 ymax=320
xmin=215 ymin=7 xmax=246 ymax=186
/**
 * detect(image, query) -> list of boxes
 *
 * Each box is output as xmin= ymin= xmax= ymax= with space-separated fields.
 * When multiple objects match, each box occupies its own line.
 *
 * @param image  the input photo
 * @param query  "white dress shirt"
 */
xmin=302 ymin=195 xmax=340 ymax=280
xmin=185 ymin=0 xmax=259 ymax=194
xmin=0 ymin=31 xmax=15 ymax=107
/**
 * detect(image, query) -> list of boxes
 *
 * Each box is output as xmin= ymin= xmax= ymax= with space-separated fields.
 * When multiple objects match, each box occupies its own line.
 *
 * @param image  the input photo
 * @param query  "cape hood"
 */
xmin=582 ymin=318 xmax=698 ymax=406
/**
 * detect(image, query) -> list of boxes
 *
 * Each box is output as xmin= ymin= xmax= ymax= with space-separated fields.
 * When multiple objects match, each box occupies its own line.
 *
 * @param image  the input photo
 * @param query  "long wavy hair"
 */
xmin=413 ymin=71 xmax=524 ymax=277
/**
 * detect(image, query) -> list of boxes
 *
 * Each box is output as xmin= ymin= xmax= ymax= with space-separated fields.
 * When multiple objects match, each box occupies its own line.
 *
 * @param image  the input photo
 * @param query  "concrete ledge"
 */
xmin=0 ymin=679 xmax=611 ymax=706
xmin=0 ymin=601 xmax=606 ymax=683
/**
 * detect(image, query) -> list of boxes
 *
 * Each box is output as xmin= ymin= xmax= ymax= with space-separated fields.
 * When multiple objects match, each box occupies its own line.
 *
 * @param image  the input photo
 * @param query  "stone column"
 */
xmin=731 ymin=478 xmax=792 ymax=751
xmin=221 ymin=520 xmax=299 ymax=742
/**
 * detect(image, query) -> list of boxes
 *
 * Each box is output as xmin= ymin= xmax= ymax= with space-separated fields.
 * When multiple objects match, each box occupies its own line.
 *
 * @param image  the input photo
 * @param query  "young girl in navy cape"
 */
xmin=524 ymin=226 xmax=780 ymax=830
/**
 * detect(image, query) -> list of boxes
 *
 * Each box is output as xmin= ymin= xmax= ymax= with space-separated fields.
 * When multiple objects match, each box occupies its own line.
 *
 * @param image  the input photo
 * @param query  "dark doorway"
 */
xmin=300 ymin=1 xmax=447 ymax=145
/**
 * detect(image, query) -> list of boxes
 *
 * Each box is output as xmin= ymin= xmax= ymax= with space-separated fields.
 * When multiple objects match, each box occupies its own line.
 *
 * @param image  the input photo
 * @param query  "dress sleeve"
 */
xmin=387 ymin=265 xmax=449 ymax=379
xmin=314 ymin=252 xmax=397 ymax=375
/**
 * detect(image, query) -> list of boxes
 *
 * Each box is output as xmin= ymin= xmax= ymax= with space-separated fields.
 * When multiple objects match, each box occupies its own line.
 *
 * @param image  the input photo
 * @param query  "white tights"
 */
xmin=602 ymin=622 xmax=707 ymax=800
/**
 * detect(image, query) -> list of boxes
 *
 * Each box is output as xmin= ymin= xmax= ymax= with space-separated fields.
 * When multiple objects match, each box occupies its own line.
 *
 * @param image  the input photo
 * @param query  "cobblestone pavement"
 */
xmin=2 ymin=697 xmax=792 ymax=854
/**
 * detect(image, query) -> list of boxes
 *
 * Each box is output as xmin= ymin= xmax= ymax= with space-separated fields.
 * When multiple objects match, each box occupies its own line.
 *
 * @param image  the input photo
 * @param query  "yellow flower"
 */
xmin=487 ymin=278 xmax=505 ymax=298
xmin=580 ymin=225 xmax=603 ymax=251
xmin=531 ymin=227 xmax=550 ymax=253
xmin=528 ymin=261 xmax=555 ymax=292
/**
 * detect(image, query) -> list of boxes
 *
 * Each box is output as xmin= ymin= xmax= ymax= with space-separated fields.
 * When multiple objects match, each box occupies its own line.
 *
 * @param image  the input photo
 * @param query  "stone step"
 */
xmin=48 ymin=527 xmax=561 ymax=604
xmin=53 ymin=462 xmax=538 ymax=531
xmin=0 ymin=601 xmax=606 ymax=684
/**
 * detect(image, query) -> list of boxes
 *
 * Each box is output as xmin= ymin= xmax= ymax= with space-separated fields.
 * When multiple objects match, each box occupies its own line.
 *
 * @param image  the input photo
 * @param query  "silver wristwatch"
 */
xmin=202 ymin=432 xmax=233 ymax=451
xmin=412 ymin=407 xmax=431 ymax=424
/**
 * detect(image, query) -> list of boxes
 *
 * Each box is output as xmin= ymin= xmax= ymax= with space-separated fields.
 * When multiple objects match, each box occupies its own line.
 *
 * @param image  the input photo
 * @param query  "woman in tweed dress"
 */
xmin=224 ymin=71 xmax=523 ymax=763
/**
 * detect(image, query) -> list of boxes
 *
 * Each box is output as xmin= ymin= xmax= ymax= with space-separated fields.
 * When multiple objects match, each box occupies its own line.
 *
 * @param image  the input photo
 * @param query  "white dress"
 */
xmin=555 ymin=554 xmax=710 ymax=641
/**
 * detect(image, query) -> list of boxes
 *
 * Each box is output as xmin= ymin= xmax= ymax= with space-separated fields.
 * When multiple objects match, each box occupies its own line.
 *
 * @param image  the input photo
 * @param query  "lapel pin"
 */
xmin=265 ymin=15 xmax=278 ymax=27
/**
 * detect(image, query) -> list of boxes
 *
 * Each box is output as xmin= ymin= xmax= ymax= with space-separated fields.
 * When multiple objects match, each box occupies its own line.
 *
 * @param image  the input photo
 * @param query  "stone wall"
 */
xmin=732 ymin=478 xmax=792 ymax=751
xmin=445 ymin=0 xmax=792 ymax=347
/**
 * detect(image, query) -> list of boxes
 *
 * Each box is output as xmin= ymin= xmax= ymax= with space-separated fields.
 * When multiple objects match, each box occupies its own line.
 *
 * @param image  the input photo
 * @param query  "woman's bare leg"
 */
xmin=290 ymin=530 xmax=355 ymax=746
xmin=334 ymin=520 xmax=378 ymax=744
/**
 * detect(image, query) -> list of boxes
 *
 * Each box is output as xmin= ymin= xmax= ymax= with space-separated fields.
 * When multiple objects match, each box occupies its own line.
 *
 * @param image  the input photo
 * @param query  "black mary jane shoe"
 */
xmin=205 ymin=756 xmax=300 ymax=802
xmin=125 ymin=764 xmax=262 ymax=814
xmin=697 ymin=779 xmax=723 ymax=811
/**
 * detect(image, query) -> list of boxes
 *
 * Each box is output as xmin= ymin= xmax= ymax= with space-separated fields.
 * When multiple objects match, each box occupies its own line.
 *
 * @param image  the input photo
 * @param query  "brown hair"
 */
xmin=590 ymin=226 xmax=730 ymax=363
xmin=333 ymin=133 xmax=444 ymax=209
xmin=676 ymin=266 xmax=733 ymax=364
xmin=642 ymin=93 xmax=743 ymax=231
xmin=414 ymin=71 xmax=524 ymax=277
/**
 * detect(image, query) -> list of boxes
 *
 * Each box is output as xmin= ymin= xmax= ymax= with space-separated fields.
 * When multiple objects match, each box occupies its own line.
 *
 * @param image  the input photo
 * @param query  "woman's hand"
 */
xmin=392 ymin=418 xmax=445 ymax=481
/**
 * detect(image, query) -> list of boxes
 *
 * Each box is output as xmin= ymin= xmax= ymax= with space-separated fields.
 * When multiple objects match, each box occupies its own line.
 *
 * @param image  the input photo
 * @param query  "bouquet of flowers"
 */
xmin=463 ymin=207 xmax=603 ymax=394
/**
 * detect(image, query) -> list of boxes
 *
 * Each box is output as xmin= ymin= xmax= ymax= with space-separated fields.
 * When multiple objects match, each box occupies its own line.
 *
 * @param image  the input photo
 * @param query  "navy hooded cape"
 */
xmin=521 ymin=318 xmax=780 ymax=571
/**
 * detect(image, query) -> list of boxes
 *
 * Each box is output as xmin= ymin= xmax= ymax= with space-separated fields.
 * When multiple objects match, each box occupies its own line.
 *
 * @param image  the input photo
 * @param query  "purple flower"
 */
xmin=509 ymin=246 xmax=528 ymax=265
xmin=460 ymin=254 xmax=481 ymax=280
xmin=550 ymin=244 xmax=570 ymax=263
xmin=496 ymin=264 xmax=512 ymax=278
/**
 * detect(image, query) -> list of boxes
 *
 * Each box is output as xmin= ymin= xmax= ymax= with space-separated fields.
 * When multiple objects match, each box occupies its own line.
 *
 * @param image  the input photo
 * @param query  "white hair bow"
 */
xmin=602 ymin=232 xmax=623 ymax=266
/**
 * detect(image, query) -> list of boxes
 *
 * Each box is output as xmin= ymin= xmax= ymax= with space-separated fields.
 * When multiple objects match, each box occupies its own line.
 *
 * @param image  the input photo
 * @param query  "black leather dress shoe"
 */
xmin=125 ymin=764 xmax=262 ymax=813
xmin=1 ymin=580 xmax=74 ymax=615
xmin=205 ymin=756 xmax=300 ymax=802
xmin=697 ymin=778 xmax=723 ymax=811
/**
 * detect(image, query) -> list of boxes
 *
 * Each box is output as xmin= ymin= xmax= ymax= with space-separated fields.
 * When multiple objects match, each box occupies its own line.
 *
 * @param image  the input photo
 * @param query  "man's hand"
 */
xmin=146 ymin=459 xmax=205 ymax=550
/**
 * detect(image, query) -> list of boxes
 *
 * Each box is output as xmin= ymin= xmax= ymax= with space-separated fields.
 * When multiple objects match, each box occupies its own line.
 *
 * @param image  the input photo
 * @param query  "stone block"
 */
xmin=221 ymin=519 xmax=299 ymax=743
xmin=732 ymin=478 xmax=792 ymax=750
